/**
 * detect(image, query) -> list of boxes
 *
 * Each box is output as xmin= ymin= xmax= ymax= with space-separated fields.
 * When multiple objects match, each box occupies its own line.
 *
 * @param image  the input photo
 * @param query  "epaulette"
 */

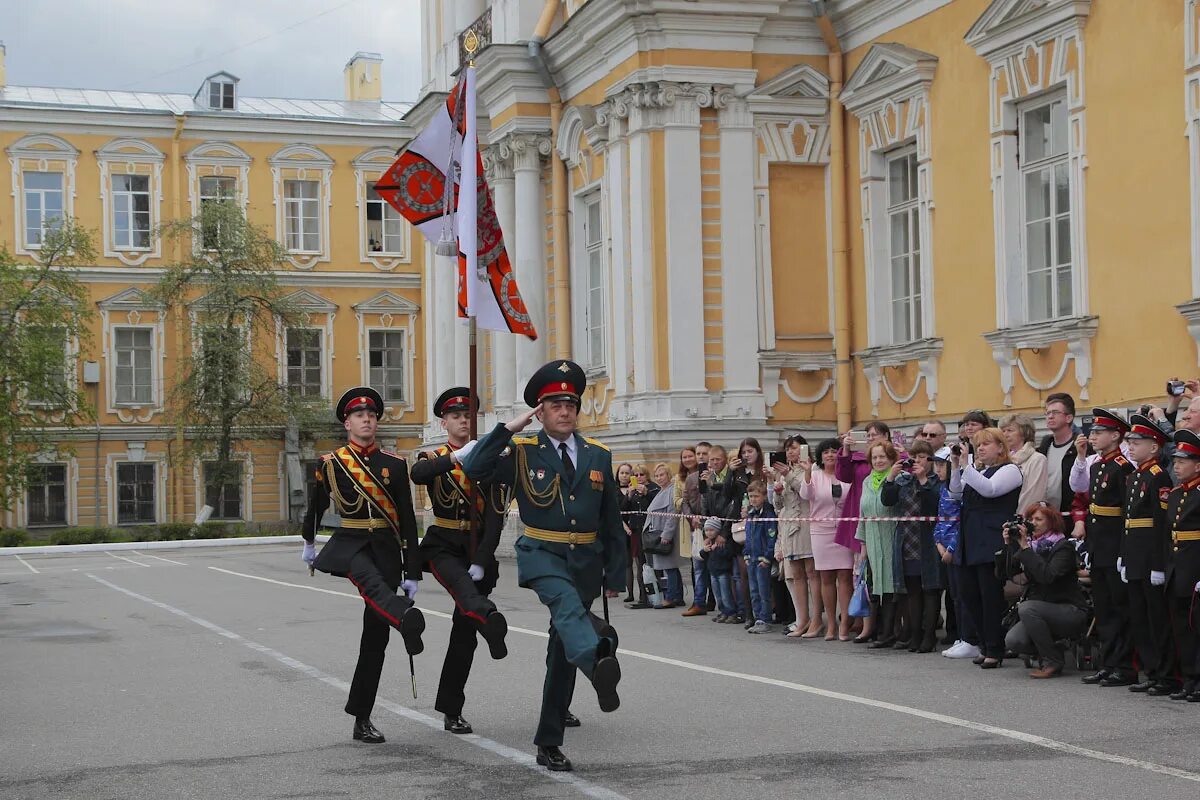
xmin=1150 ymin=464 xmax=1162 ymax=475
xmin=320 ymin=453 xmax=334 ymax=462
xmin=512 ymin=435 xmax=539 ymax=446
xmin=380 ymin=449 xmax=405 ymax=461
xmin=1114 ymin=455 xmax=1130 ymax=466
xmin=583 ymin=436 xmax=610 ymax=452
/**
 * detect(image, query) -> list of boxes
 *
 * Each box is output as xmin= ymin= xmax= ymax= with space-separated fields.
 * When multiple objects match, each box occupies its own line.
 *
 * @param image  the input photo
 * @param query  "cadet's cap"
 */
xmin=1174 ymin=429 xmax=1200 ymax=460
xmin=524 ymin=360 xmax=586 ymax=408
xmin=1127 ymin=414 xmax=1167 ymax=445
xmin=434 ymin=386 xmax=475 ymax=418
xmin=1090 ymin=407 xmax=1129 ymax=434
xmin=337 ymin=387 xmax=384 ymax=423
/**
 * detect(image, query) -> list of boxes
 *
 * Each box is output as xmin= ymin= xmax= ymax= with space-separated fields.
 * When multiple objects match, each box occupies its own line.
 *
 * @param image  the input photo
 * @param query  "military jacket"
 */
xmin=1086 ymin=451 xmax=1134 ymax=568
xmin=1120 ymin=460 xmax=1173 ymax=579
xmin=1166 ymin=474 xmax=1200 ymax=598
xmin=411 ymin=444 xmax=505 ymax=566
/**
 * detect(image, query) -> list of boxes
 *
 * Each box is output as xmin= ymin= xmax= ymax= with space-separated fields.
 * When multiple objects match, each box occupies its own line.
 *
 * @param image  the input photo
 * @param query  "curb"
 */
xmin=0 ymin=534 xmax=331 ymax=557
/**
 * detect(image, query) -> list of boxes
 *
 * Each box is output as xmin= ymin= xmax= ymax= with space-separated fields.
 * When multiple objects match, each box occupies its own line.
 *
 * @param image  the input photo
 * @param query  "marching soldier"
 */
xmin=1120 ymin=414 xmax=1176 ymax=695
xmin=1070 ymin=408 xmax=1136 ymax=686
xmin=1166 ymin=430 xmax=1200 ymax=701
xmin=461 ymin=360 xmax=626 ymax=773
xmin=411 ymin=387 xmax=509 ymax=736
xmin=301 ymin=387 xmax=424 ymax=744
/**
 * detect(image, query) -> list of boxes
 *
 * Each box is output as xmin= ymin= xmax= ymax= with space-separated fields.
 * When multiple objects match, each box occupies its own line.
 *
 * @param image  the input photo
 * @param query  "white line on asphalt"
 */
xmin=13 ymin=555 xmax=40 ymax=574
xmin=105 ymin=551 xmax=152 ymax=567
xmin=133 ymin=551 xmax=187 ymax=566
xmin=206 ymin=564 xmax=1200 ymax=785
xmin=86 ymin=574 xmax=629 ymax=800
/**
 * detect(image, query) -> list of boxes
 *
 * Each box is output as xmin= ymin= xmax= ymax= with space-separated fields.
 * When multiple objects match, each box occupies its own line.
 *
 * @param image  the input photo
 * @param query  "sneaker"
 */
xmin=712 ymin=614 xmax=726 ymax=623
xmin=748 ymin=621 xmax=771 ymax=634
xmin=940 ymin=640 xmax=963 ymax=656
xmin=730 ymin=615 xmax=745 ymax=625
xmin=944 ymin=641 xmax=982 ymax=659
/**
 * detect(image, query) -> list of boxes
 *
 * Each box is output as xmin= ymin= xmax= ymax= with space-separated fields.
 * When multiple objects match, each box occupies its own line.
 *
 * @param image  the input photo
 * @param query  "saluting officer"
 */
xmin=1069 ymin=408 xmax=1136 ymax=686
xmin=1165 ymin=430 xmax=1200 ymax=701
xmin=1120 ymin=414 xmax=1176 ymax=695
xmin=461 ymin=360 xmax=626 ymax=773
xmin=301 ymin=387 xmax=424 ymax=744
xmin=411 ymin=387 xmax=509 ymax=736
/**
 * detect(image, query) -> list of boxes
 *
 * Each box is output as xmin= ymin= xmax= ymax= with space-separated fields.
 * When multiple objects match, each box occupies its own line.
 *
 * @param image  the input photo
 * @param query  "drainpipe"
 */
xmin=812 ymin=3 xmax=853 ymax=432
xmin=171 ymin=114 xmax=186 ymax=522
xmin=528 ymin=0 xmax=570 ymax=358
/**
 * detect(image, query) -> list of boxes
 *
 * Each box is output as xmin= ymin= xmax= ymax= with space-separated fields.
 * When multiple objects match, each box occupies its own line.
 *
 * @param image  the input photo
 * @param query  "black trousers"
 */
xmin=957 ymin=563 xmax=1006 ymax=658
xmin=535 ymin=623 xmax=580 ymax=747
xmin=425 ymin=543 xmax=499 ymax=718
xmin=1169 ymin=592 xmax=1200 ymax=683
xmin=1126 ymin=578 xmax=1172 ymax=682
xmin=344 ymin=549 xmax=415 ymax=718
xmin=1090 ymin=566 xmax=1134 ymax=675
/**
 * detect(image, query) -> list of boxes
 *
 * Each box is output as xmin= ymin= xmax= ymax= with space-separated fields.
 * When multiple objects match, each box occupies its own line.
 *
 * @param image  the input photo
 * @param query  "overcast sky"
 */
xmin=0 ymin=0 xmax=425 ymax=102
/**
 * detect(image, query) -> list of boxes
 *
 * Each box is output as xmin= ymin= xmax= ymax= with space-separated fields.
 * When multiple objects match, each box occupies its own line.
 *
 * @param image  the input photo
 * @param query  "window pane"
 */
xmin=587 ymin=201 xmax=601 ymax=246
xmin=1027 ymin=269 xmax=1052 ymax=322
xmin=1054 ymin=162 xmax=1070 ymax=215
xmin=1055 ymin=216 xmax=1072 ymax=267
xmin=1027 ymin=219 xmax=1050 ymax=272
xmin=26 ymin=172 xmax=61 ymax=191
xmin=1023 ymin=104 xmax=1051 ymax=163
xmin=1056 ymin=265 xmax=1073 ymax=318
xmin=891 ymin=255 xmax=910 ymax=298
xmin=1024 ymin=169 xmax=1050 ymax=222
xmin=1050 ymin=100 xmax=1068 ymax=157
xmin=889 ymin=213 xmax=909 ymax=259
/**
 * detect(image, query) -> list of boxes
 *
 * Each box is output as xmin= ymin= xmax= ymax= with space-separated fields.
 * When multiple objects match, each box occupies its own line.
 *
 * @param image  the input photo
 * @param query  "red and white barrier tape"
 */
xmin=418 ymin=508 xmax=958 ymax=524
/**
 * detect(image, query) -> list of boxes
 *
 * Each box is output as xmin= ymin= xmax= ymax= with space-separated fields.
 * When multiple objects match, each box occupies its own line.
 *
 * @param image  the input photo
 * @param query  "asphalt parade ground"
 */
xmin=3 ymin=543 xmax=1200 ymax=800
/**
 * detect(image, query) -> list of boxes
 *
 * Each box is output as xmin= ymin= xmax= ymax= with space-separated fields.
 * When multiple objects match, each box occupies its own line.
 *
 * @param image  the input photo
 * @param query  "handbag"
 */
xmin=641 ymin=528 xmax=673 ymax=556
xmin=848 ymin=571 xmax=872 ymax=618
xmin=731 ymin=521 xmax=747 ymax=545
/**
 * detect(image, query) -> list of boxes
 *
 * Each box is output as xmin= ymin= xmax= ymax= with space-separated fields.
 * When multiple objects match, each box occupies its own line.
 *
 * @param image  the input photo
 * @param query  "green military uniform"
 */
xmin=462 ymin=360 xmax=626 ymax=761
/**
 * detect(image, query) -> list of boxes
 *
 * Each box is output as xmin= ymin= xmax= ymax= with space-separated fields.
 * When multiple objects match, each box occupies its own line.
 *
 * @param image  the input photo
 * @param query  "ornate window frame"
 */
xmin=98 ymin=288 xmax=166 ymax=423
xmin=269 ymin=144 xmax=334 ymax=270
xmin=7 ymin=134 xmax=79 ymax=257
xmin=185 ymin=141 xmax=251 ymax=216
xmin=274 ymin=289 xmax=338 ymax=401
xmin=354 ymin=291 xmax=420 ymax=420
xmin=96 ymin=138 xmax=166 ymax=266
xmin=107 ymin=448 xmax=168 ymax=526
xmin=16 ymin=457 xmax=78 ymax=528
xmin=352 ymin=147 xmax=411 ymax=270
xmin=967 ymin=0 xmax=1095 ymax=404
xmin=193 ymin=452 xmax=254 ymax=522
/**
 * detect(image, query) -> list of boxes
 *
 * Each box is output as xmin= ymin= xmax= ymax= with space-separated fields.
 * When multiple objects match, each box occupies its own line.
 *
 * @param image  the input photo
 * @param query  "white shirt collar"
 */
xmin=546 ymin=431 xmax=577 ymax=463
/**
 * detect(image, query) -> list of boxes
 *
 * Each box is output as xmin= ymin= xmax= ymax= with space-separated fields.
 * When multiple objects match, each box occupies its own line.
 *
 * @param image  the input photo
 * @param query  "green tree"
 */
xmin=0 ymin=222 xmax=96 ymax=515
xmin=152 ymin=201 xmax=326 ymax=511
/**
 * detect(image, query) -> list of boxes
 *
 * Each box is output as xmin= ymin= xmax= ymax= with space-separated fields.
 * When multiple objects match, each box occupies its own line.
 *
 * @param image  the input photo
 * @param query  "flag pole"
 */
xmin=465 ymin=33 xmax=481 ymax=563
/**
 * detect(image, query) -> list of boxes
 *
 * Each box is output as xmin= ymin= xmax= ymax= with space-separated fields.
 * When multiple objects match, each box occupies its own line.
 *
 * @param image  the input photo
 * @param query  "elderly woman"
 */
xmin=855 ymin=440 xmax=905 ymax=648
xmin=644 ymin=463 xmax=685 ymax=608
xmin=1000 ymin=413 xmax=1048 ymax=513
xmin=773 ymin=435 xmax=824 ymax=638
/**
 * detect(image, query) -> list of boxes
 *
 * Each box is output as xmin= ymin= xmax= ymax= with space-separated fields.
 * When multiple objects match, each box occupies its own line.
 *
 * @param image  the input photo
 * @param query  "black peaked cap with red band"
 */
xmin=336 ymin=386 xmax=384 ymax=423
xmin=524 ymin=360 xmax=586 ymax=408
xmin=1090 ymin=407 xmax=1129 ymax=434
xmin=434 ymin=386 xmax=476 ymax=418
xmin=1174 ymin=429 xmax=1200 ymax=460
xmin=1127 ymin=413 xmax=1168 ymax=445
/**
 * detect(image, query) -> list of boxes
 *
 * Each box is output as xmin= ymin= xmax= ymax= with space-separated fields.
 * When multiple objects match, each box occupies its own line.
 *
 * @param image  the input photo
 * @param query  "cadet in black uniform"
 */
xmin=411 ymin=387 xmax=509 ymax=735
xmin=1121 ymin=414 xmax=1176 ymax=695
xmin=301 ymin=387 xmax=424 ymax=743
xmin=1166 ymin=430 xmax=1200 ymax=701
xmin=1070 ymin=408 xmax=1136 ymax=686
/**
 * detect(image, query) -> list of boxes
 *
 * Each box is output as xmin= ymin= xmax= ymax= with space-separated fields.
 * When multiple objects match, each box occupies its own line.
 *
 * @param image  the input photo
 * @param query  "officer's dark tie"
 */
xmin=559 ymin=442 xmax=576 ymax=484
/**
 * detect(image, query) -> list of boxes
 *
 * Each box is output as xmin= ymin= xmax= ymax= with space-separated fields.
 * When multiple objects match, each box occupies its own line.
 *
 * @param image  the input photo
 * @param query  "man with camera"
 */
xmin=1001 ymin=504 xmax=1088 ymax=678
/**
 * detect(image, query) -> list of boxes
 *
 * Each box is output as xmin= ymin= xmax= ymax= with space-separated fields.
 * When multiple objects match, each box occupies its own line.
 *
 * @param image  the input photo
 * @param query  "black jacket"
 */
xmin=410 ymin=446 xmax=505 ymax=568
xmin=1037 ymin=428 xmax=1084 ymax=514
xmin=1015 ymin=539 xmax=1086 ymax=610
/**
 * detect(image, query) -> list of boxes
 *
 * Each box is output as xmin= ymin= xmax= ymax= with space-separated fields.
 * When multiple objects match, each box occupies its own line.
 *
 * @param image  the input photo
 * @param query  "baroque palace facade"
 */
xmin=424 ymin=0 xmax=1200 ymax=459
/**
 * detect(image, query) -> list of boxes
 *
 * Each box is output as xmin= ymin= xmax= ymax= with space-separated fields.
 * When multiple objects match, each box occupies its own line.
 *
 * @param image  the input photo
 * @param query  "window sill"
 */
xmin=854 ymin=337 xmax=944 ymax=370
xmin=981 ymin=315 xmax=1098 ymax=351
xmin=114 ymin=247 xmax=153 ymax=254
xmin=981 ymin=315 xmax=1099 ymax=406
xmin=583 ymin=366 xmax=608 ymax=381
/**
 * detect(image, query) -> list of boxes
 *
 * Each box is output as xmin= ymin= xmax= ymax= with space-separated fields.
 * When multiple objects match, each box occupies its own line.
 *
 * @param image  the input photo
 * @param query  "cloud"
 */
xmin=0 ymin=0 xmax=424 ymax=101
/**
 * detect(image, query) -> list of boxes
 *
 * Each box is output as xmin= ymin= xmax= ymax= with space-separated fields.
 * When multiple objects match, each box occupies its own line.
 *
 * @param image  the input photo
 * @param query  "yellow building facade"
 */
xmin=1 ymin=52 xmax=426 ymax=529
xmin=418 ymin=0 xmax=1200 ymax=467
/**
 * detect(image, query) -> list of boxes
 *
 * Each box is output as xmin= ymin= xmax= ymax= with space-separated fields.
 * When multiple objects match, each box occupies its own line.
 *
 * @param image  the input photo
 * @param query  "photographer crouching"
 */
xmin=1000 ymin=503 xmax=1088 ymax=678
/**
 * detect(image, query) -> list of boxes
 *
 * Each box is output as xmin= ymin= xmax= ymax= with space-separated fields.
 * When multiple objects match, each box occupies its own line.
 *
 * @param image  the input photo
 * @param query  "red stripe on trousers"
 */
xmin=429 ymin=561 xmax=488 ymax=625
xmin=347 ymin=573 xmax=402 ymax=627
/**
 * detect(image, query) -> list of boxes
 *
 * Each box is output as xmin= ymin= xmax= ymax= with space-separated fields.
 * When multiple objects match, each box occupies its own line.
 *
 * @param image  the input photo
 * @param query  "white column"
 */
xmin=513 ymin=133 xmax=549 ymax=382
xmin=662 ymin=94 xmax=705 ymax=393
xmin=719 ymin=96 xmax=761 ymax=392
xmin=488 ymin=149 xmax=517 ymax=409
xmin=603 ymin=113 xmax=631 ymax=396
xmin=626 ymin=104 xmax=656 ymax=393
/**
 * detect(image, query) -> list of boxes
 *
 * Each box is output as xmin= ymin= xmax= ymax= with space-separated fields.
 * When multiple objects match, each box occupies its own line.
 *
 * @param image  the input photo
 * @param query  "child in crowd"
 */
xmin=701 ymin=517 xmax=738 ymax=622
xmin=743 ymin=480 xmax=778 ymax=633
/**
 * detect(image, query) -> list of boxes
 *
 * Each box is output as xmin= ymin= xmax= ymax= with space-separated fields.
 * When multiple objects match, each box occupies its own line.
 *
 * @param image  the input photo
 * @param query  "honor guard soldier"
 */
xmin=1069 ymin=408 xmax=1137 ymax=686
xmin=1121 ymin=414 xmax=1176 ymax=695
xmin=1166 ymin=430 xmax=1200 ymax=701
xmin=301 ymin=387 xmax=425 ymax=744
xmin=411 ymin=387 xmax=509 ymax=736
xmin=461 ymin=360 xmax=626 ymax=773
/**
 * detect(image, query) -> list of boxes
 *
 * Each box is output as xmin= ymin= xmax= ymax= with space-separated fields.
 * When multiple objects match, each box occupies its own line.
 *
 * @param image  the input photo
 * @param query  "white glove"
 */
xmin=1119 ymin=566 xmax=1127 ymax=584
xmin=453 ymin=439 xmax=478 ymax=464
xmin=1194 ymin=580 xmax=1200 ymax=594
xmin=468 ymin=564 xmax=485 ymax=582
xmin=1117 ymin=557 xmax=1124 ymax=573
xmin=1150 ymin=570 xmax=1166 ymax=587
xmin=400 ymin=579 xmax=419 ymax=600
xmin=302 ymin=542 xmax=316 ymax=565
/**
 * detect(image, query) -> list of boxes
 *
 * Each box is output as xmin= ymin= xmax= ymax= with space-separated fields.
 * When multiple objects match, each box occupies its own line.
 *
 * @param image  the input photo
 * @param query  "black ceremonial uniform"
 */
xmin=1082 ymin=409 xmax=1136 ymax=682
xmin=1121 ymin=415 xmax=1175 ymax=690
xmin=1167 ymin=431 xmax=1200 ymax=699
xmin=302 ymin=388 xmax=424 ymax=735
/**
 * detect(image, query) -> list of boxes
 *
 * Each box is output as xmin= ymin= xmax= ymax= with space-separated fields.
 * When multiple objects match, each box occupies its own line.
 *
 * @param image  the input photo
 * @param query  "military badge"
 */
xmin=537 ymin=469 xmax=546 ymax=480
xmin=381 ymin=466 xmax=391 ymax=485
xmin=589 ymin=469 xmax=603 ymax=482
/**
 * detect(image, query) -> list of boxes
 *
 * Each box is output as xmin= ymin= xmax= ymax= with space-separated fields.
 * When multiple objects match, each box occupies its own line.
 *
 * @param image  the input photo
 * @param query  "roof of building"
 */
xmin=0 ymin=85 xmax=413 ymax=123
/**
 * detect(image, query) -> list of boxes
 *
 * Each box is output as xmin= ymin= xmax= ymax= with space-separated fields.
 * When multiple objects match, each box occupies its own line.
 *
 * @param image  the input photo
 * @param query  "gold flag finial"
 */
xmin=464 ymin=29 xmax=480 ymax=65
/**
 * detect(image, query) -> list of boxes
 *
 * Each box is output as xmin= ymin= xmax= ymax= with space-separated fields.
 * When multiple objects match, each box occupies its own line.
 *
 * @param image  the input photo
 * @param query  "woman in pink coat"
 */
xmin=803 ymin=439 xmax=854 ymax=640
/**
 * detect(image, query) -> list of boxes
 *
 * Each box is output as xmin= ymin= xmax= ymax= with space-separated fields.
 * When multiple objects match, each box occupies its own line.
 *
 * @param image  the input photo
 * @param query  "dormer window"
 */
xmin=209 ymin=80 xmax=235 ymax=110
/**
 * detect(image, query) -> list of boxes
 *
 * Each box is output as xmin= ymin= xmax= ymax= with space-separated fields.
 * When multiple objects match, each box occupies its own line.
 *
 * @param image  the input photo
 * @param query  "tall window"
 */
xmin=365 ymin=186 xmax=405 ymax=254
xmin=581 ymin=195 xmax=606 ymax=368
xmin=286 ymin=328 xmax=322 ymax=397
xmin=24 ymin=172 xmax=64 ymax=248
xmin=114 ymin=327 xmax=154 ymax=405
xmin=887 ymin=149 xmax=922 ymax=343
xmin=368 ymin=330 xmax=405 ymax=404
xmin=204 ymin=462 xmax=243 ymax=519
xmin=27 ymin=326 xmax=69 ymax=406
xmin=284 ymin=180 xmax=320 ymax=252
xmin=1020 ymin=96 xmax=1072 ymax=322
xmin=27 ymin=464 xmax=67 ymax=526
xmin=116 ymin=462 xmax=156 ymax=524
xmin=200 ymin=176 xmax=236 ymax=249
xmin=112 ymin=174 xmax=152 ymax=250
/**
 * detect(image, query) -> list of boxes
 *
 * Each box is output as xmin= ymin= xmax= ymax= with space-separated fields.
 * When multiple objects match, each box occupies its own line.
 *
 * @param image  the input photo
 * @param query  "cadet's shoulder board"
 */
xmin=380 ymin=449 xmax=405 ymax=461
xmin=512 ymin=435 xmax=539 ymax=446
xmin=583 ymin=436 xmax=610 ymax=452
xmin=1150 ymin=464 xmax=1162 ymax=475
xmin=1114 ymin=455 xmax=1130 ymax=466
xmin=320 ymin=453 xmax=334 ymax=462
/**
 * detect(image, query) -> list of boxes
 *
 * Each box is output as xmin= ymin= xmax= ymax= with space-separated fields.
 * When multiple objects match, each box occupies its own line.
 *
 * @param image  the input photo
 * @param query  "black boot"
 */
xmin=353 ymin=717 xmax=385 ymax=743
xmin=591 ymin=637 xmax=621 ymax=712
xmin=478 ymin=610 xmax=508 ymax=660
xmin=536 ymin=745 xmax=573 ymax=771
xmin=918 ymin=591 xmax=941 ymax=653
xmin=870 ymin=597 xmax=897 ymax=649
xmin=399 ymin=605 xmax=425 ymax=656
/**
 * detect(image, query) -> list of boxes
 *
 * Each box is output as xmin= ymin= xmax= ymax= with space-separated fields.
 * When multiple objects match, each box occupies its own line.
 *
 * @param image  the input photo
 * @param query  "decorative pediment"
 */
xmin=282 ymin=289 xmax=338 ymax=314
xmin=351 ymin=146 xmax=397 ymax=169
xmin=556 ymin=104 xmax=603 ymax=168
xmin=97 ymin=287 xmax=162 ymax=311
xmin=840 ymin=43 xmax=938 ymax=115
xmin=6 ymin=133 xmax=79 ymax=159
xmin=754 ymin=64 xmax=830 ymax=100
xmin=185 ymin=140 xmax=251 ymax=165
xmin=268 ymin=143 xmax=334 ymax=168
xmin=97 ymin=138 xmax=165 ymax=162
xmin=353 ymin=291 xmax=420 ymax=315
xmin=965 ymin=0 xmax=1091 ymax=59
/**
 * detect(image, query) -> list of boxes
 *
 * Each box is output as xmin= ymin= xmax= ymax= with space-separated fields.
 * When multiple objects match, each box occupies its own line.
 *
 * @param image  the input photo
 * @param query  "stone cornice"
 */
xmin=840 ymin=43 xmax=938 ymax=117
xmin=965 ymin=0 xmax=1092 ymax=61
xmin=474 ymin=43 xmax=551 ymax=121
xmin=64 ymin=265 xmax=421 ymax=290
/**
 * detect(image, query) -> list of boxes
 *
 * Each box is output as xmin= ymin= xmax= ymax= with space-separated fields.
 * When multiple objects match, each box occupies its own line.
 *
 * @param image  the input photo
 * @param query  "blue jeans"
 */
xmin=691 ymin=557 xmax=709 ymax=608
xmin=747 ymin=559 xmax=774 ymax=624
xmin=731 ymin=560 xmax=749 ymax=618
xmin=663 ymin=568 xmax=684 ymax=604
xmin=711 ymin=572 xmax=736 ymax=616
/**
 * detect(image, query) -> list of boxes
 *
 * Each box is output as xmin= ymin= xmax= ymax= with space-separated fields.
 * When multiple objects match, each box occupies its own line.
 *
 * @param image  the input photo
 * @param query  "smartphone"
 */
xmin=770 ymin=451 xmax=787 ymax=467
xmin=629 ymin=475 xmax=639 ymax=489
xmin=893 ymin=432 xmax=908 ymax=448
xmin=798 ymin=444 xmax=810 ymax=462
xmin=1081 ymin=415 xmax=1094 ymax=437
xmin=846 ymin=432 xmax=870 ymax=453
